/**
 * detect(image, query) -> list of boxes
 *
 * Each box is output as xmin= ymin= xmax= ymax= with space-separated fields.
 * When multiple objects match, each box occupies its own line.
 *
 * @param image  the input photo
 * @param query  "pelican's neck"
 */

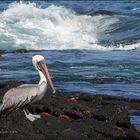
xmin=37 ymin=69 xmax=47 ymax=85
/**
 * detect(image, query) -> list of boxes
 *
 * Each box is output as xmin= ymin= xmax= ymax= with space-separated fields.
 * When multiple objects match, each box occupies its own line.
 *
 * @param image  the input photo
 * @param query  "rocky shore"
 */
xmin=0 ymin=81 xmax=140 ymax=140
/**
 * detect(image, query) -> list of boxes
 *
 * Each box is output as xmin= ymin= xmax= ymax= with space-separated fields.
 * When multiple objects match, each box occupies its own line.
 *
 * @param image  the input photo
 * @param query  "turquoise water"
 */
xmin=1 ymin=1 xmax=140 ymax=51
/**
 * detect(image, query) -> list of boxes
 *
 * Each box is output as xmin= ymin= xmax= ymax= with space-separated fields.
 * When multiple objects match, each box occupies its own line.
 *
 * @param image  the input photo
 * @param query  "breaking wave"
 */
xmin=0 ymin=2 xmax=140 ymax=51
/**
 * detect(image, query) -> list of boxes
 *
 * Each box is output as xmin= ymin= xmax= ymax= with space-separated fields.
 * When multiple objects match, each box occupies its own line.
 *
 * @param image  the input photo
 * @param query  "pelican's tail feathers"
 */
xmin=0 ymin=104 xmax=4 ymax=115
xmin=0 ymin=104 xmax=2 ymax=114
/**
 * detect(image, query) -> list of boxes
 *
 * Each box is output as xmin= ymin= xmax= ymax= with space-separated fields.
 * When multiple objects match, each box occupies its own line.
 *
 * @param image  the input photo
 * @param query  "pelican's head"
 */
xmin=32 ymin=55 xmax=55 ymax=94
xmin=32 ymin=55 xmax=45 ymax=67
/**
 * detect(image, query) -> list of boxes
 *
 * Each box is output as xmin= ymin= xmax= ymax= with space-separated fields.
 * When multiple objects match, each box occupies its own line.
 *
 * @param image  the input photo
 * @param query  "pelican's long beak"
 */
xmin=38 ymin=62 xmax=55 ymax=94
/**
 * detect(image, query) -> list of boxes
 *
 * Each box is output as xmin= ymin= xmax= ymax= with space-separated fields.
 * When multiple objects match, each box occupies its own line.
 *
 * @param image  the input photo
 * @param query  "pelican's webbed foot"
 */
xmin=31 ymin=114 xmax=41 ymax=119
xmin=23 ymin=108 xmax=41 ymax=122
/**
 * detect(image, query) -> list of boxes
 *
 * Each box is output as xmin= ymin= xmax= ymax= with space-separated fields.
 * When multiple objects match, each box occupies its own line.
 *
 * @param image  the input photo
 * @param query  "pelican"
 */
xmin=0 ymin=55 xmax=55 ymax=122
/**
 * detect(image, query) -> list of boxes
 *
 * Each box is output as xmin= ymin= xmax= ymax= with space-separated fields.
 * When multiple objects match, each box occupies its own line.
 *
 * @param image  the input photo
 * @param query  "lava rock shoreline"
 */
xmin=0 ymin=81 xmax=140 ymax=140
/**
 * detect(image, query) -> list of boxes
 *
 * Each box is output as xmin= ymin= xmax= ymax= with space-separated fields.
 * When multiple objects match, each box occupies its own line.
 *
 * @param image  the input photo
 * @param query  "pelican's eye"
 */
xmin=36 ymin=62 xmax=42 ymax=71
xmin=36 ymin=61 xmax=46 ymax=72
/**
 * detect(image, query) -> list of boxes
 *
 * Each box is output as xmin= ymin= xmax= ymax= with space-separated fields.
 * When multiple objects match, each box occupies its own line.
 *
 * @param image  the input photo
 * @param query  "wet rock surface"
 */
xmin=0 ymin=81 xmax=140 ymax=140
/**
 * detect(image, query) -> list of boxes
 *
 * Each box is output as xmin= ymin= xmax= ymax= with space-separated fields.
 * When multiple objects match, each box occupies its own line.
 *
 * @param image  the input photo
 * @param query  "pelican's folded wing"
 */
xmin=1 ymin=85 xmax=39 ymax=113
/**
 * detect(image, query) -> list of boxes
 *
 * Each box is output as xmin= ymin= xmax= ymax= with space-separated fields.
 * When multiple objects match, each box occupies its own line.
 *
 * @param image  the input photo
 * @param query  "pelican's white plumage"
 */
xmin=0 ymin=55 xmax=55 ymax=121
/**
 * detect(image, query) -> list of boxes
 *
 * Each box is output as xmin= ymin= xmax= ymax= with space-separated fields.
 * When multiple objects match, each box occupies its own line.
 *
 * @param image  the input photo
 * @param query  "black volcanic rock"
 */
xmin=0 ymin=50 xmax=5 ymax=56
xmin=0 ymin=81 xmax=140 ymax=140
xmin=14 ymin=49 xmax=28 ymax=53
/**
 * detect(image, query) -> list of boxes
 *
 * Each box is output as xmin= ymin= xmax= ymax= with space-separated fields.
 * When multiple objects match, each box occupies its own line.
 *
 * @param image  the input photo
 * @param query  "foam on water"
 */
xmin=0 ymin=2 xmax=140 ymax=51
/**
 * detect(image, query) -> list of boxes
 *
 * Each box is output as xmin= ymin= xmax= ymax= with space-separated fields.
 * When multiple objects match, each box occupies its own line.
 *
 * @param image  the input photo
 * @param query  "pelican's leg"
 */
xmin=23 ymin=109 xmax=37 ymax=122
xmin=25 ymin=108 xmax=41 ymax=119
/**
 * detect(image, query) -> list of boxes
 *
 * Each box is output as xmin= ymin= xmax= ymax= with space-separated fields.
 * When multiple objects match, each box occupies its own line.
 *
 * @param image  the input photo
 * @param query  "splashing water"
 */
xmin=0 ymin=2 xmax=140 ymax=51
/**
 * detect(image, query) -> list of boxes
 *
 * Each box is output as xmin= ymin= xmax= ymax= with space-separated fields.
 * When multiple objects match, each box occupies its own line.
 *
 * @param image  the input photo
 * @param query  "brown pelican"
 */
xmin=0 ymin=55 xmax=55 ymax=122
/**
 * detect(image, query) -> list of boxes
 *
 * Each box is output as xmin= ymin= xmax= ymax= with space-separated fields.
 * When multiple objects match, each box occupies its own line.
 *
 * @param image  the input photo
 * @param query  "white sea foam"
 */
xmin=0 ymin=2 xmax=140 ymax=51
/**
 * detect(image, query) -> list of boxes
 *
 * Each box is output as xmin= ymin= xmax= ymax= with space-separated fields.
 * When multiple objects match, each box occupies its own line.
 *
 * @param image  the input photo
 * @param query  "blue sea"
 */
xmin=0 ymin=0 xmax=140 ymax=127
